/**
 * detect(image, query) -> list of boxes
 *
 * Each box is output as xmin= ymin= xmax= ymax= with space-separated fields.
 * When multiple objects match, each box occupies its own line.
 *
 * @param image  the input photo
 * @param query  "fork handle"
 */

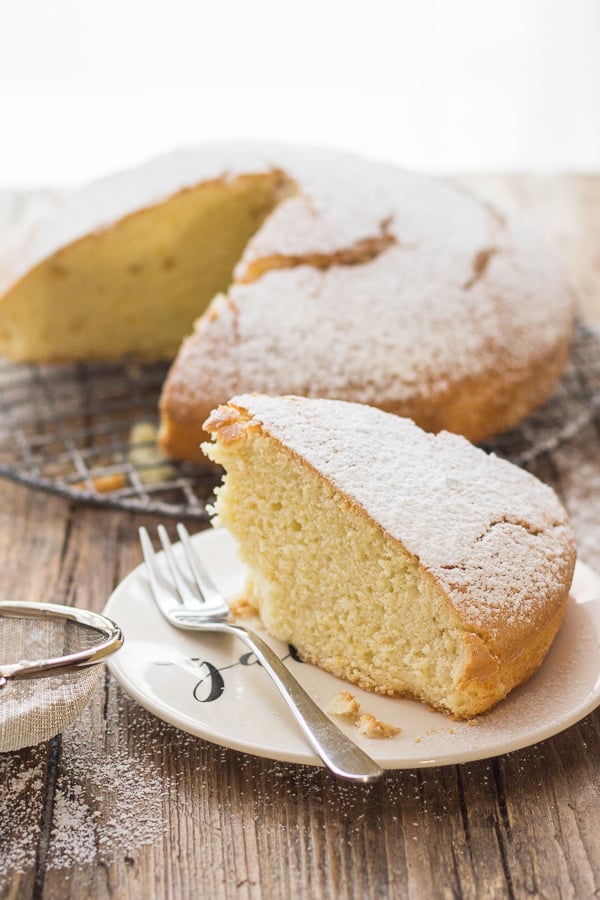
xmin=225 ymin=622 xmax=384 ymax=783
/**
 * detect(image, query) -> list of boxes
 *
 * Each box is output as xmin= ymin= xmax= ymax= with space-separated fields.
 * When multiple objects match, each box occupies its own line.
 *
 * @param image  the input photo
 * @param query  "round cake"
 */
xmin=203 ymin=394 xmax=576 ymax=719
xmin=0 ymin=144 xmax=575 ymax=459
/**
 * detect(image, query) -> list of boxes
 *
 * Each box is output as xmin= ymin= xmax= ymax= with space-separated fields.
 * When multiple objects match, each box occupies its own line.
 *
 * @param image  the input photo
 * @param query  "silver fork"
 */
xmin=139 ymin=523 xmax=383 ymax=783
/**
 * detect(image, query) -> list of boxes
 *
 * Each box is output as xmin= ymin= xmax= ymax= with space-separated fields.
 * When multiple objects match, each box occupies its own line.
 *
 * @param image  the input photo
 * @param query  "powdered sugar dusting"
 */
xmin=0 ymin=685 xmax=183 ymax=877
xmin=224 ymin=395 xmax=576 ymax=654
xmin=0 ymin=750 xmax=46 ymax=874
xmin=229 ymin=220 xmax=569 ymax=403
xmin=163 ymin=153 xmax=573 ymax=439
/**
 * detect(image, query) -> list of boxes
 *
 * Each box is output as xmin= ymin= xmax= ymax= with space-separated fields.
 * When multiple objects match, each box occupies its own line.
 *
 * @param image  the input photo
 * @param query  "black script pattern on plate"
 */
xmin=154 ymin=644 xmax=302 ymax=703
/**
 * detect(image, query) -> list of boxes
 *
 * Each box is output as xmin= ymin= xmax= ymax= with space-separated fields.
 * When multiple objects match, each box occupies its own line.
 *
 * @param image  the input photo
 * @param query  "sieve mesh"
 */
xmin=0 ymin=321 xmax=599 ymax=518
xmin=0 ymin=616 xmax=102 ymax=752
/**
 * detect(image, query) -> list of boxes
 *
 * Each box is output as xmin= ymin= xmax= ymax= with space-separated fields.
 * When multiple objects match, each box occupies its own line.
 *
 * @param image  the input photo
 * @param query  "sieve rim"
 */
xmin=0 ymin=601 xmax=123 ymax=688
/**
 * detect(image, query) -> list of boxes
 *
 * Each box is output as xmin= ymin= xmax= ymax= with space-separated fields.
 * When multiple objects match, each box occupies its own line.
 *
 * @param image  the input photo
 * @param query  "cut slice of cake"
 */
xmin=202 ymin=394 xmax=576 ymax=719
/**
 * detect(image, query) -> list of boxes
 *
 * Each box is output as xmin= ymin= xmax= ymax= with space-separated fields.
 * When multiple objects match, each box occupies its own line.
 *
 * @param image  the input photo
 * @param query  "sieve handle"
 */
xmin=0 ymin=601 xmax=123 ymax=688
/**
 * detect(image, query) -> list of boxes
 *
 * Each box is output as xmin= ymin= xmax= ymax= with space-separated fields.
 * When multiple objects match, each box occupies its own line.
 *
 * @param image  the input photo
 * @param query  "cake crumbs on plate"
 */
xmin=228 ymin=595 xmax=259 ymax=619
xmin=356 ymin=713 xmax=401 ymax=739
xmin=326 ymin=690 xmax=361 ymax=718
xmin=326 ymin=691 xmax=400 ymax=738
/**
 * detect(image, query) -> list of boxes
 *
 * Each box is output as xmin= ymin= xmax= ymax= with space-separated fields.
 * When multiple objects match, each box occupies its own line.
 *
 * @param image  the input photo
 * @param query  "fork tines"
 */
xmin=139 ymin=523 xmax=226 ymax=611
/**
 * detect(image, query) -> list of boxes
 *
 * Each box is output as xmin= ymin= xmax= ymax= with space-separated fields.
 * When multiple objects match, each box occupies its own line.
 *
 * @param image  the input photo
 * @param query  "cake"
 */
xmin=0 ymin=144 xmax=575 ymax=459
xmin=203 ymin=394 xmax=576 ymax=719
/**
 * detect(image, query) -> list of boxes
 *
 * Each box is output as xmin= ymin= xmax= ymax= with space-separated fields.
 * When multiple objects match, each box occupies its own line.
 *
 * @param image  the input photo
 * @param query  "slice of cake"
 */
xmin=202 ymin=394 xmax=576 ymax=719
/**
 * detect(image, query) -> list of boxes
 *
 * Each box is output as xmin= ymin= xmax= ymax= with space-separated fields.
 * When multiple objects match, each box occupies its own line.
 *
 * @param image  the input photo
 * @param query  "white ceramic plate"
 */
xmin=104 ymin=528 xmax=600 ymax=769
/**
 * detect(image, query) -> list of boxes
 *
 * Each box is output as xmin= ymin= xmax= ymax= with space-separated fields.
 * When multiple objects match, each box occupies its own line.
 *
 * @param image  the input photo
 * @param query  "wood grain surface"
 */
xmin=1 ymin=176 xmax=600 ymax=900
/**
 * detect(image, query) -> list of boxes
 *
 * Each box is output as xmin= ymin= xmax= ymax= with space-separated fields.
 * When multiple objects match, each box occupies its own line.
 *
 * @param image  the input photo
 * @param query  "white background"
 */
xmin=1 ymin=0 xmax=599 ymax=188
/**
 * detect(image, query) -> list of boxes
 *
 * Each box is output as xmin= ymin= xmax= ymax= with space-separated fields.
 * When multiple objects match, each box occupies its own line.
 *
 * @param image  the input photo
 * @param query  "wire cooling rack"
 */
xmin=0 ymin=320 xmax=599 ymax=519
xmin=0 ymin=359 xmax=215 ymax=519
xmin=480 ymin=320 xmax=600 ymax=464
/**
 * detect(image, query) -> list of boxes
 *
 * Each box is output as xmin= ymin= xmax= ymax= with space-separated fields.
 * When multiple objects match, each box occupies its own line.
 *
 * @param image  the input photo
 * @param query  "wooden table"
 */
xmin=1 ymin=176 xmax=600 ymax=900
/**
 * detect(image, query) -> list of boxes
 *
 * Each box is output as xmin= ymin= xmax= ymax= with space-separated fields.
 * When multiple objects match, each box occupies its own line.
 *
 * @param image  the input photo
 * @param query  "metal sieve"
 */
xmin=0 ymin=602 xmax=123 ymax=752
